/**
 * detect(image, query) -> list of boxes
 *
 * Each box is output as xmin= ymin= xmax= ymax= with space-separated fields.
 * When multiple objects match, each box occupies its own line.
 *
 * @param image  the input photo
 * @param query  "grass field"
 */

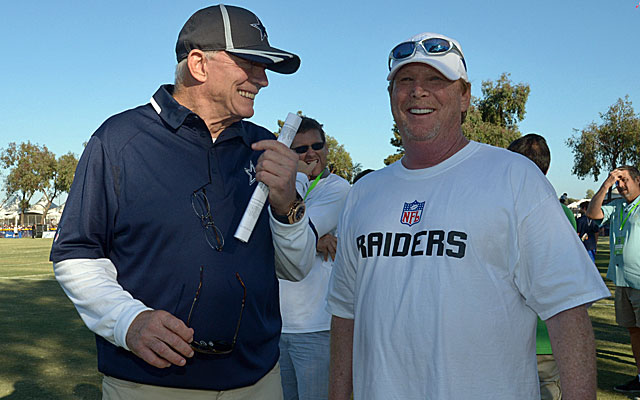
xmin=0 ymin=238 xmax=638 ymax=399
xmin=0 ymin=239 xmax=101 ymax=400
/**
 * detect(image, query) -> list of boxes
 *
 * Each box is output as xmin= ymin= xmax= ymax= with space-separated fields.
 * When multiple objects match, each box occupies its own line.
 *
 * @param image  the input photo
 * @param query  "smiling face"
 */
xmin=203 ymin=51 xmax=269 ymax=123
xmin=390 ymin=63 xmax=470 ymax=145
xmin=291 ymin=129 xmax=328 ymax=178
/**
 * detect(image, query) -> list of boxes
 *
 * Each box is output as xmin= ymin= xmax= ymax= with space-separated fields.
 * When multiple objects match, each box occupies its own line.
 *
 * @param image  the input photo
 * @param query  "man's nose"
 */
xmin=252 ymin=66 xmax=268 ymax=89
xmin=411 ymin=84 xmax=430 ymax=97
xmin=303 ymin=147 xmax=315 ymax=158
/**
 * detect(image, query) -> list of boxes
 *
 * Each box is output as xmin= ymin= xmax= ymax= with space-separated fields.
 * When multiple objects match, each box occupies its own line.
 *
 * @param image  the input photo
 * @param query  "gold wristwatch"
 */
xmin=273 ymin=195 xmax=306 ymax=224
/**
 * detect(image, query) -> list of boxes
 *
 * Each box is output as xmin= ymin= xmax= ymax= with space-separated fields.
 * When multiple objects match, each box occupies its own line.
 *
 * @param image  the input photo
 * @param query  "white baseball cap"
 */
xmin=387 ymin=32 xmax=468 ymax=82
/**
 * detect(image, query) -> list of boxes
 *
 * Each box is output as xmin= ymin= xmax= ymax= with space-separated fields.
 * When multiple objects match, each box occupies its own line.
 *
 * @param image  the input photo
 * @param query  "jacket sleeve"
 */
xmin=269 ymin=207 xmax=317 ymax=281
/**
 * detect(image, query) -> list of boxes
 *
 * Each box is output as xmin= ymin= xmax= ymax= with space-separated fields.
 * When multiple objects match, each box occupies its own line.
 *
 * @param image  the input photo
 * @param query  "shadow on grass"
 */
xmin=591 ymin=316 xmax=639 ymax=398
xmin=593 ymin=320 xmax=633 ymax=347
xmin=0 ymin=381 xmax=100 ymax=400
xmin=0 ymin=279 xmax=101 ymax=399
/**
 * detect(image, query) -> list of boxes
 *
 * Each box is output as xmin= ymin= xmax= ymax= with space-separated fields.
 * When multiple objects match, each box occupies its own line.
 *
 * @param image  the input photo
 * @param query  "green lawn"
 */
xmin=0 ymin=237 xmax=637 ymax=399
xmin=0 ymin=239 xmax=101 ymax=399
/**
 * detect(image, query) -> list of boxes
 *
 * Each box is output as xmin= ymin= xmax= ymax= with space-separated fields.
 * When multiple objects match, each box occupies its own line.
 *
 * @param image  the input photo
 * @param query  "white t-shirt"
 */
xmin=280 ymin=172 xmax=350 ymax=333
xmin=327 ymin=141 xmax=609 ymax=400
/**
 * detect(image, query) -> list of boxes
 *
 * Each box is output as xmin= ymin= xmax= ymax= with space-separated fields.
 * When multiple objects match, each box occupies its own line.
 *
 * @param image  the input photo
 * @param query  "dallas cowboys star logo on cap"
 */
xmin=250 ymin=18 xmax=268 ymax=41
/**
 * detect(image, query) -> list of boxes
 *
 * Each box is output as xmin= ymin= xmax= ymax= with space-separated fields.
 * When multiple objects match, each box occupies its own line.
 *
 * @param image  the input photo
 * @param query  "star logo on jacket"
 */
xmin=400 ymin=200 xmax=425 ymax=227
xmin=244 ymin=160 xmax=256 ymax=185
xmin=250 ymin=18 xmax=268 ymax=41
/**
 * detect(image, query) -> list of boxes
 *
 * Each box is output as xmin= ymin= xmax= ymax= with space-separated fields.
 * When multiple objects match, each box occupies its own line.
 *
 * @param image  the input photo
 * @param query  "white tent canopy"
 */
xmin=26 ymin=196 xmax=58 ymax=215
xmin=567 ymin=188 xmax=622 ymax=213
xmin=567 ymin=199 xmax=588 ymax=211
xmin=0 ymin=195 xmax=20 ymax=225
xmin=0 ymin=194 xmax=59 ymax=226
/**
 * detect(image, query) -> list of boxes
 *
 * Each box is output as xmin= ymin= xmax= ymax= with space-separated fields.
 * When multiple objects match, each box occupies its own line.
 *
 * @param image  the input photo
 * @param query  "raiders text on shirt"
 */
xmin=356 ymin=230 xmax=467 ymax=259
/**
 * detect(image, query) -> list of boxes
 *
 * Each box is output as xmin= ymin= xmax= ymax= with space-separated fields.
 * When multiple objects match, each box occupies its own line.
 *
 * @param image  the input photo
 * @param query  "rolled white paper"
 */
xmin=234 ymin=113 xmax=302 ymax=242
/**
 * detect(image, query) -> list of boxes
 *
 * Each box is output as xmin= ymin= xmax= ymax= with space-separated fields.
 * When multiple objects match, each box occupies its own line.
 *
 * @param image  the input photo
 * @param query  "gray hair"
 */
xmin=174 ymin=50 xmax=219 ymax=88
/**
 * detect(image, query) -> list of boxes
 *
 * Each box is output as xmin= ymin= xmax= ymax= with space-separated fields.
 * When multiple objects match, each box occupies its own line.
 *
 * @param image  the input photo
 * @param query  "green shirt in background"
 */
xmin=562 ymin=203 xmax=577 ymax=231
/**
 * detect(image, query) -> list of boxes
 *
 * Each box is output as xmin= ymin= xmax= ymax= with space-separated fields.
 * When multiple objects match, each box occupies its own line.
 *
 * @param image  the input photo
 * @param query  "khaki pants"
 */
xmin=102 ymin=363 xmax=283 ymax=400
xmin=537 ymin=354 xmax=562 ymax=400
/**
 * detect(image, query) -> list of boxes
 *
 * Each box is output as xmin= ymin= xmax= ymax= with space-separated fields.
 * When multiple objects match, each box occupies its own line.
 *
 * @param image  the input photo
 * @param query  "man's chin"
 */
xmin=311 ymin=168 xmax=324 ymax=179
xmin=623 ymin=191 xmax=640 ymax=202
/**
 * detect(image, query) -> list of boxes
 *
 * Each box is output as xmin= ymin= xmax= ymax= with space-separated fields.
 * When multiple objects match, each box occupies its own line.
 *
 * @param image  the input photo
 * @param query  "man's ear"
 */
xmin=459 ymin=81 xmax=471 ymax=113
xmin=187 ymin=50 xmax=208 ymax=83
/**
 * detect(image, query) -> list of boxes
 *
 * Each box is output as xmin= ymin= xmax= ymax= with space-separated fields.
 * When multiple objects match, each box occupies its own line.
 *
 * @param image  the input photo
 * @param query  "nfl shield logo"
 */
xmin=401 ymin=200 xmax=425 ymax=227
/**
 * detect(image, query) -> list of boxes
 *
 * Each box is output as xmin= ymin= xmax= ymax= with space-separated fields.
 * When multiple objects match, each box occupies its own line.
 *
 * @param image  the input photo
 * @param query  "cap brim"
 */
xmin=387 ymin=54 xmax=468 ymax=82
xmin=228 ymin=47 xmax=300 ymax=74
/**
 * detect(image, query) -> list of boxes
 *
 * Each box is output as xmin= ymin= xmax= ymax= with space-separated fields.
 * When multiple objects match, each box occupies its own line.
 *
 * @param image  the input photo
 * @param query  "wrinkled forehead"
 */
xmin=617 ymin=171 xmax=640 ymax=186
xmin=617 ymin=170 xmax=633 ymax=179
xmin=394 ymin=62 xmax=448 ymax=79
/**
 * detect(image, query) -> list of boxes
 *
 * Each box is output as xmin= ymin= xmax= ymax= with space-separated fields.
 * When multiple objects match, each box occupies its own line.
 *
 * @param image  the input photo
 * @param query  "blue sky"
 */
xmin=1 ymin=0 xmax=639 ymax=202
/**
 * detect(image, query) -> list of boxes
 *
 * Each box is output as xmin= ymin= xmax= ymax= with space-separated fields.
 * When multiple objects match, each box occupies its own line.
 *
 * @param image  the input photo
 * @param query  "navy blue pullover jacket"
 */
xmin=51 ymin=85 xmax=283 ymax=390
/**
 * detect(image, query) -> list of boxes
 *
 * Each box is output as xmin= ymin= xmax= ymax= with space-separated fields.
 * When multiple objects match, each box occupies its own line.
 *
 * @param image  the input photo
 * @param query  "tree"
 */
xmin=39 ymin=152 xmax=79 ymax=220
xmin=476 ymin=73 xmax=530 ymax=130
xmin=566 ymin=95 xmax=640 ymax=181
xmin=276 ymin=113 xmax=361 ymax=182
xmin=325 ymin=134 xmax=362 ymax=182
xmin=585 ymin=189 xmax=595 ymax=199
xmin=383 ymin=124 xmax=403 ymax=165
xmin=384 ymin=73 xmax=530 ymax=163
xmin=0 ymin=142 xmax=55 ymax=225
xmin=462 ymin=103 xmax=522 ymax=148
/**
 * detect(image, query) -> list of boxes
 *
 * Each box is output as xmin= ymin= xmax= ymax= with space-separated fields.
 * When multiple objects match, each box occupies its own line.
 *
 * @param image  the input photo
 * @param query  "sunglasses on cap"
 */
xmin=388 ymin=37 xmax=467 ymax=71
xmin=292 ymin=142 xmax=325 ymax=154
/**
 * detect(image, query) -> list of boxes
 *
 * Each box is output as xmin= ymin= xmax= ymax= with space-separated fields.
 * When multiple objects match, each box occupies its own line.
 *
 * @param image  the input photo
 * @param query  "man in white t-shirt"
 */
xmin=279 ymin=116 xmax=350 ymax=400
xmin=326 ymin=32 xmax=610 ymax=400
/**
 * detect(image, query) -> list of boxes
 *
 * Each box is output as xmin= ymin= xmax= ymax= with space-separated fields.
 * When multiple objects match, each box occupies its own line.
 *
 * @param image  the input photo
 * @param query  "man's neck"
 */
xmin=310 ymin=168 xmax=329 ymax=180
xmin=172 ymin=87 xmax=240 ymax=138
xmin=625 ymin=193 xmax=640 ymax=205
xmin=401 ymin=134 xmax=469 ymax=170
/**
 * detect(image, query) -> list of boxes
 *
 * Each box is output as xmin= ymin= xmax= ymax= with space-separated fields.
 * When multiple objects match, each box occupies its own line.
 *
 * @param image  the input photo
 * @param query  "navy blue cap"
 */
xmin=176 ymin=4 xmax=300 ymax=74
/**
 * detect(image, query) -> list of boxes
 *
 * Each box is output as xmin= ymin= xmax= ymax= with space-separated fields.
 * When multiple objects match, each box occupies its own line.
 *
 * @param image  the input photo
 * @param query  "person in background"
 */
xmin=588 ymin=166 xmax=640 ymax=394
xmin=577 ymin=201 xmax=599 ymax=263
xmin=352 ymin=169 xmax=374 ymax=184
xmin=279 ymin=116 xmax=351 ymax=400
xmin=560 ymin=193 xmax=568 ymax=205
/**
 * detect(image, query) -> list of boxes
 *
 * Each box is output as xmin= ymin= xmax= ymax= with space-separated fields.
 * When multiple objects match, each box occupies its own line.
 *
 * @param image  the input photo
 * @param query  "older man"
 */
xmin=326 ymin=32 xmax=609 ymax=400
xmin=51 ymin=5 xmax=315 ymax=399
xmin=588 ymin=166 xmax=640 ymax=394
xmin=278 ymin=116 xmax=350 ymax=400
